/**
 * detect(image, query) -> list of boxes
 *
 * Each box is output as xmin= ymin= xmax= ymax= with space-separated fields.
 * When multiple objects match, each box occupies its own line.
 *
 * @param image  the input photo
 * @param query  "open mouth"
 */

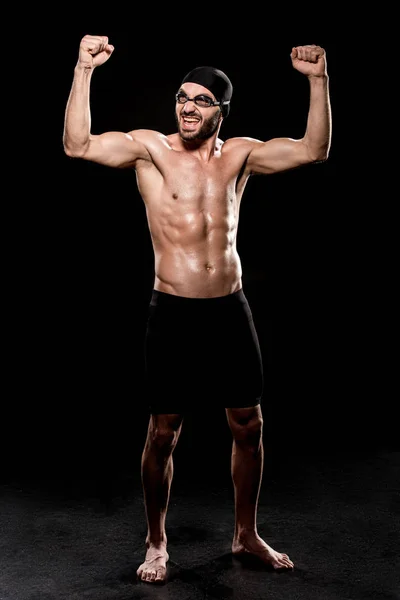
xmin=181 ymin=116 xmax=201 ymax=130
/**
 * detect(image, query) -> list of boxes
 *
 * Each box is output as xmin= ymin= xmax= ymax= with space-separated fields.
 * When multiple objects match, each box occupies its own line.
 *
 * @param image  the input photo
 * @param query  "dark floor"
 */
xmin=1 ymin=449 xmax=399 ymax=600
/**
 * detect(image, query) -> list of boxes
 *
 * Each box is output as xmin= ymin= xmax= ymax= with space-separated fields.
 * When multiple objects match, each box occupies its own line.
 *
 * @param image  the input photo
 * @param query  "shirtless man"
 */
xmin=63 ymin=35 xmax=331 ymax=584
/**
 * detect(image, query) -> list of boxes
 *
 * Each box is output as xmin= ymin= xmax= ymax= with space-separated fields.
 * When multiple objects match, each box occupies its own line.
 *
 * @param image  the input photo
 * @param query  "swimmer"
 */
xmin=63 ymin=36 xmax=332 ymax=583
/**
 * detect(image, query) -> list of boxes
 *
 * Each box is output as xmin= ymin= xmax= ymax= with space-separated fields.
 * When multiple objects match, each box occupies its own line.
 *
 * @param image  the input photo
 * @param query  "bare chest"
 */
xmin=164 ymin=154 xmax=235 ymax=210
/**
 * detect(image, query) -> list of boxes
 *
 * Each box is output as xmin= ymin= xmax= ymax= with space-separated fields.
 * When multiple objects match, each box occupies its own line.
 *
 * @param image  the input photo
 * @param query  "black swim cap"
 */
xmin=181 ymin=66 xmax=233 ymax=117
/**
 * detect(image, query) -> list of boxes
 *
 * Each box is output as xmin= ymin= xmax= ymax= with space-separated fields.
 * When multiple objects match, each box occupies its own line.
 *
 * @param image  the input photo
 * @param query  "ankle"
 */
xmin=235 ymin=526 xmax=257 ymax=539
xmin=146 ymin=534 xmax=167 ymax=548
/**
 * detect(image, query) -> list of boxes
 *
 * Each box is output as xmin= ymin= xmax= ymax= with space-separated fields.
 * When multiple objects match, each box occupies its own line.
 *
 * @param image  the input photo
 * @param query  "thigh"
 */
xmin=144 ymin=304 xmax=203 ymax=413
xmin=212 ymin=304 xmax=264 ymax=408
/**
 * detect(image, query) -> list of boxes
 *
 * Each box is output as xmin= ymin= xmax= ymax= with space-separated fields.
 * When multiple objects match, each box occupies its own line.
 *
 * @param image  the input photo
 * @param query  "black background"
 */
xmin=5 ymin=28 xmax=396 ymax=484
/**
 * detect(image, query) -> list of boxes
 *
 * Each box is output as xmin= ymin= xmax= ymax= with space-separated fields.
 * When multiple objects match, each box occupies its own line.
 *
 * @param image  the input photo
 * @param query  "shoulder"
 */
xmin=127 ymin=128 xmax=169 ymax=145
xmin=221 ymin=136 xmax=263 ymax=153
xmin=125 ymin=129 xmax=177 ymax=160
xmin=220 ymin=137 xmax=263 ymax=167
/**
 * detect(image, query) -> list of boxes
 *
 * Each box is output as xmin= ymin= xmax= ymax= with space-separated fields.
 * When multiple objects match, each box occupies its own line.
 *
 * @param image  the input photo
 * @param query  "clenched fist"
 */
xmin=78 ymin=35 xmax=115 ymax=69
xmin=290 ymin=45 xmax=327 ymax=78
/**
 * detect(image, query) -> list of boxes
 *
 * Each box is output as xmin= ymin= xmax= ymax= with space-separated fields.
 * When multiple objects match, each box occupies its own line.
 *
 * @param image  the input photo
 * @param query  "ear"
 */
xmin=221 ymin=104 xmax=230 ymax=118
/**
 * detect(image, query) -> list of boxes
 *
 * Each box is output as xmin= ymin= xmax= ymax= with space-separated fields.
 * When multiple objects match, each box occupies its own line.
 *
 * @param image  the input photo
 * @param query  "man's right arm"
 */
xmin=63 ymin=35 xmax=149 ymax=169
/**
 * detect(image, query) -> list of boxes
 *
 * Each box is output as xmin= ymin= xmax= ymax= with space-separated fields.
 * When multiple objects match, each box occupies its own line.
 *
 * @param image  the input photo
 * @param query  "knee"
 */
xmin=231 ymin=415 xmax=263 ymax=446
xmin=150 ymin=426 xmax=179 ymax=454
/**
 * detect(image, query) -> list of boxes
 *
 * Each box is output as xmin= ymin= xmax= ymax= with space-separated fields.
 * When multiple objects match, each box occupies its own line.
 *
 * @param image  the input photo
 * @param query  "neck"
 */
xmin=181 ymin=133 xmax=221 ymax=160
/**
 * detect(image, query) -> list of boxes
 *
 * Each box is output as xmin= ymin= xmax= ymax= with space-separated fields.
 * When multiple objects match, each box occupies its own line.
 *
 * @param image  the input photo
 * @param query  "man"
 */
xmin=63 ymin=34 xmax=331 ymax=584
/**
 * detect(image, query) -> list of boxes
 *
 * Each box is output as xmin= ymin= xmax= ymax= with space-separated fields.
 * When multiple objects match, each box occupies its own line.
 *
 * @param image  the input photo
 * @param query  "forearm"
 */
xmin=303 ymin=75 xmax=332 ymax=161
xmin=63 ymin=65 xmax=94 ymax=157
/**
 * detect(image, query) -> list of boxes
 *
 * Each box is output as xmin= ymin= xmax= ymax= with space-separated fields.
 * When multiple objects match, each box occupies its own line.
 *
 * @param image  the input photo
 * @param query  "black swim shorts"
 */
xmin=144 ymin=289 xmax=264 ymax=414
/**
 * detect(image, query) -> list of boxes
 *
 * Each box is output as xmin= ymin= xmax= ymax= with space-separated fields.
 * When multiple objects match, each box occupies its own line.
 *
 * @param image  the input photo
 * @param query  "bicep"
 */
xmin=247 ymin=137 xmax=311 ymax=175
xmin=82 ymin=131 xmax=150 ymax=168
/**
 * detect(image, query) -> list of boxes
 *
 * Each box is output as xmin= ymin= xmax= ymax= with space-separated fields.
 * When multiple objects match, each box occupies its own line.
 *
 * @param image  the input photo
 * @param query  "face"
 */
xmin=175 ymin=83 xmax=222 ymax=142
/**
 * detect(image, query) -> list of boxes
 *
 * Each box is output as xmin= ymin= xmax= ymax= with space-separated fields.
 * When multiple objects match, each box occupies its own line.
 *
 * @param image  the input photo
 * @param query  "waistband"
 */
xmin=150 ymin=288 xmax=246 ymax=308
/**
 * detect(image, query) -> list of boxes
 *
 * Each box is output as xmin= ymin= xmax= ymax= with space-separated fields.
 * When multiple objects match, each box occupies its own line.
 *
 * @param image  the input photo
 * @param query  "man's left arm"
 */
xmin=247 ymin=45 xmax=332 ymax=175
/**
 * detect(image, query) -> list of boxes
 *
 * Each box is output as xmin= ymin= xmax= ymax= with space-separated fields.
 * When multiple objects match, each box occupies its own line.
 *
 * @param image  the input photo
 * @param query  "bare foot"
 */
xmin=232 ymin=531 xmax=294 ymax=570
xmin=137 ymin=543 xmax=169 ymax=583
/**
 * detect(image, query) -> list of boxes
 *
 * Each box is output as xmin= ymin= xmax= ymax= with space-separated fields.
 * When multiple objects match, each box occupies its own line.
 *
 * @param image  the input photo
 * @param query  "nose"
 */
xmin=182 ymin=99 xmax=197 ymax=113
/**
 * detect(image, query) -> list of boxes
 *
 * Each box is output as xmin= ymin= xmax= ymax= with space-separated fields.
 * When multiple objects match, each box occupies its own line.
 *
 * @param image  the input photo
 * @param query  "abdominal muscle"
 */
xmin=149 ymin=203 xmax=243 ymax=298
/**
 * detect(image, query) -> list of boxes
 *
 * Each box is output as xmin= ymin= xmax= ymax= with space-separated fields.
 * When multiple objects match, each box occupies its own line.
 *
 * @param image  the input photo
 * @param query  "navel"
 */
xmin=205 ymin=263 xmax=214 ymax=273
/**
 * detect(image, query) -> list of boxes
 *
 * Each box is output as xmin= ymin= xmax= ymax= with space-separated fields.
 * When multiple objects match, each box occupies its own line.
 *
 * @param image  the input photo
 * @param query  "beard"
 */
xmin=176 ymin=110 xmax=221 ymax=142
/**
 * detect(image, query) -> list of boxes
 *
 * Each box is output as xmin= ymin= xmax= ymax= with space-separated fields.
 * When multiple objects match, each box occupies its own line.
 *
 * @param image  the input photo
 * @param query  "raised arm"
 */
xmin=63 ymin=35 xmax=149 ymax=168
xmin=247 ymin=45 xmax=332 ymax=175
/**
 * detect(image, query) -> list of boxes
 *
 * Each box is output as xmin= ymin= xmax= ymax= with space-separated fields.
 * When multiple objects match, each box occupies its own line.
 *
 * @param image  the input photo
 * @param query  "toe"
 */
xmin=283 ymin=557 xmax=294 ymax=569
